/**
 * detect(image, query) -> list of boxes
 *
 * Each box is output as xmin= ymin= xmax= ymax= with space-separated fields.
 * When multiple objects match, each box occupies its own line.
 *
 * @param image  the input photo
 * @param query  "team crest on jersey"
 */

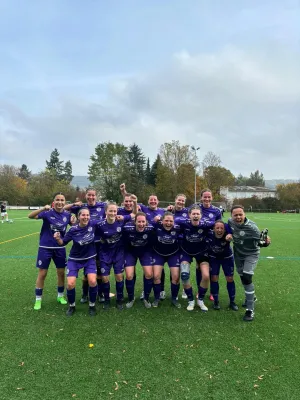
xmin=97 ymin=207 xmax=101 ymax=212
xmin=182 ymin=213 xmax=187 ymax=217
xmin=63 ymin=217 xmax=67 ymax=222
xmin=198 ymin=229 xmax=203 ymax=233
xmin=117 ymin=227 xmax=121 ymax=232
xmin=88 ymin=227 xmax=93 ymax=232
xmin=171 ymin=231 xmax=176 ymax=235
xmin=143 ymin=234 xmax=148 ymax=239
xmin=240 ymin=231 xmax=245 ymax=236
xmin=38 ymin=260 xmax=42 ymax=266
xmin=209 ymin=213 xmax=213 ymax=218
xmin=101 ymin=268 xmax=106 ymax=274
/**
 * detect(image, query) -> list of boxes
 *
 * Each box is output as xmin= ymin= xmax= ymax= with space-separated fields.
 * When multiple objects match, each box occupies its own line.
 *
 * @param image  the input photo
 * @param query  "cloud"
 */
xmin=0 ymin=45 xmax=299 ymax=179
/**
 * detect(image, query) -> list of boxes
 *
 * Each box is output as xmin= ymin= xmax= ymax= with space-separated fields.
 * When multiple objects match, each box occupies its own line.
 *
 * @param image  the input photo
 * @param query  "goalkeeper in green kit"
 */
xmin=228 ymin=205 xmax=271 ymax=322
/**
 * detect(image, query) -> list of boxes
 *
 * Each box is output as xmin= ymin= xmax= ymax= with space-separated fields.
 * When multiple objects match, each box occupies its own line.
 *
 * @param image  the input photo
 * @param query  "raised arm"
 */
xmin=28 ymin=205 xmax=51 ymax=219
xmin=63 ymin=201 xmax=82 ymax=211
xmin=120 ymin=183 xmax=128 ymax=197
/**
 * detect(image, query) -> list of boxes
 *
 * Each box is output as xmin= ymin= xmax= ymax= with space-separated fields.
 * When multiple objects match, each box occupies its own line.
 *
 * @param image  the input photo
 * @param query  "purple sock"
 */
xmin=210 ymin=281 xmax=219 ymax=302
xmin=35 ymin=288 xmax=43 ymax=297
xmin=102 ymin=281 xmax=110 ymax=301
xmin=57 ymin=286 xmax=64 ymax=294
xmin=82 ymin=280 xmax=89 ymax=297
xmin=161 ymin=269 xmax=165 ymax=291
xmin=97 ymin=278 xmax=103 ymax=297
xmin=89 ymin=285 xmax=98 ymax=304
xmin=198 ymin=286 xmax=208 ymax=300
xmin=184 ymin=287 xmax=194 ymax=301
xmin=171 ymin=283 xmax=180 ymax=300
xmin=67 ymin=288 xmax=76 ymax=304
xmin=116 ymin=280 xmax=124 ymax=301
xmin=144 ymin=277 xmax=153 ymax=301
xmin=227 ymin=281 xmax=236 ymax=302
xmin=125 ymin=279 xmax=135 ymax=301
xmin=153 ymin=283 xmax=161 ymax=300
xmin=196 ymin=269 xmax=202 ymax=288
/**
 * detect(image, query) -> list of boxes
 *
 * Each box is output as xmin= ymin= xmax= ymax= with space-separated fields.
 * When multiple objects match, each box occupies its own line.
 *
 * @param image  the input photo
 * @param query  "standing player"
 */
xmin=53 ymin=208 xmax=99 ymax=316
xmin=123 ymin=212 xmax=155 ymax=309
xmin=208 ymin=220 xmax=238 ymax=311
xmin=176 ymin=206 xmax=214 ymax=311
xmin=96 ymin=200 xmax=136 ymax=310
xmin=64 ymin=188 xmax=106 ymax=303
xmin=228 ymin=205 xmax=271 ymax=321
xmin=28 ymin=193 xmax=73 ymax=310
xmin=151 ymin=212 xmax=181 ymax=308
xmin=1 ymin=201 xmax=9 ymax=223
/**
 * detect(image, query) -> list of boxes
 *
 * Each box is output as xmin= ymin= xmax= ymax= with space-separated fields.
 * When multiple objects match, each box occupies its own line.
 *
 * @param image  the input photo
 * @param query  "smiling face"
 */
xmin=135 ymin=215 xmax=147 ymax=231
xmin=148 ymin=195 xmax=158 ymax=210
xmin=214 ymin=221 xmax=225 ymax=238
xmin=86 ymin=190 xmax=97 ymax=206
xmin=201 ymin=191 xmax=212 ymax=208
xmin=175 ymin=195 xmax=186 ymax=210
xmin=189 ymin=208 xmax=202 ymax=226
xmin=53 ymin=194 xmax=65 ymax=212
xmin=78 ymin=209 xmax=90 ymax=226
xmin=106 ymin=204 xmax=118 ymax=221
xmin=162 ymin=214 xmax=174 ymax=230
xmin=231 ymin=208 xmax=245 ymax=225
xmin=123 ymin=195 xmax=133 ymax=211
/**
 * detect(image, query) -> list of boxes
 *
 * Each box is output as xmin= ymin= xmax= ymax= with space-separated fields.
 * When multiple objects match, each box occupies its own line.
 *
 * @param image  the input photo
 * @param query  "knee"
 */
xmin=226 ymin=276 xmax=234 ymax=283
xmin=153 ymin=276 xmax=160 ymax=284
xmin=126 ymin=273 xmax=134 ymax=281
xmin=115 ymin=275 xmax=123 ymax=282
xmin=102 ymin=276 xmax=109 ymax=283
xmin=88 ymin=277 xmax=97 ymax=287
xmin=67 ymin=281 xmax=76 ymax=290
xmin=211 ymin=275 xmax=219 ymax=282
xmin=241 ymin=273 xmax=252 ymax=286
xmin=144 ymin=272 xmax=153 ymax=280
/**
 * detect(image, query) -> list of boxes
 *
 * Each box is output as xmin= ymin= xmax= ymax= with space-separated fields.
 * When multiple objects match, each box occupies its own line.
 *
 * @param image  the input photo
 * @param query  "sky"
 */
xmin=0 ymin=0 xmax=299 ymax=179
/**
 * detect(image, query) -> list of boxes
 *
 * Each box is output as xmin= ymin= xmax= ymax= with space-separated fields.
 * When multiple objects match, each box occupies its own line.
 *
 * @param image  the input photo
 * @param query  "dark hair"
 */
xmin=214 ymin=219 xmax=225 ymax=227
xmin=78 ymin=207 xmax=90 ymax=217
xmin=200 ymin=188 xmax=212 ymax=197
xmin=231 ymin=205 xmax=244 ymax=213
xmin=188 ymin=205 xmax=201 ymax=215
xmin=53 ymin=192 xmax=65 ymax=199
xmin=124 ymin=193 xmax=133 ymax=198
xmin=105 ymin=201 xmax=117 ymax=211
xmin=85 ymin=187 xmax=97 ymax=194
xmin=162 ymin=211 xmax=174 ymax=220
xmin=135 ymin=212 xmax=147 ymax=222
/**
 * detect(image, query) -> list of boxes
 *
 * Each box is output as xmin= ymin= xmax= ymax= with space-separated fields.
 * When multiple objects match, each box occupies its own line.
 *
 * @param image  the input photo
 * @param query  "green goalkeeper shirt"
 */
xmin=228 ymin=217 xmax=261 ymax=257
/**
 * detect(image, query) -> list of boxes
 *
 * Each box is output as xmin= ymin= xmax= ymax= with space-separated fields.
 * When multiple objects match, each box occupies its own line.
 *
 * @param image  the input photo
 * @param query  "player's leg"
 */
xmin=5 ymin=212 xmax=8 ymax=222
xmin=113 ymin=249 xmax=125 ymax=310
xmin=241 ymin=255 xmax=258 ymax=321
xmin=222 ymin=257 xmax=238 ymax=311
xmin=124 ymin=252 xmax=137 ymax=309
xmin=34 ymin=248 xmax=52 ymax=310
xmin=169 ymin=255 xmax=181 ymax=308
xmin=197 ymin=255 xmax=210 ymax=312
xmin=85 ymin=258 xmax=98 ymax=316
xmin=100 ymin=263 xmax=111 ymax=310
xmin=65 ymin=261 xmax=79 ymax=316
xmin=180 ymin=253 xmax=194 ymax=310
xmin=210 ymin=257 xmax=221 ymax=310
xmin=142 ymin=264 xmax=153 ymax=308
xmin=53 ymin=249 xmax=67 ymax=305
xmin=160 ymin=267 xmax=166 ymax=300
xmin=152 ymin=256 xmax=164 ymax=307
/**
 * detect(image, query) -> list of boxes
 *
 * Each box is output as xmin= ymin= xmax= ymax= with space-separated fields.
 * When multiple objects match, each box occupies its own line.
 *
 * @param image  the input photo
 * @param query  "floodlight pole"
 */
xmin=191 ymin=146 xmax=200 ymax=203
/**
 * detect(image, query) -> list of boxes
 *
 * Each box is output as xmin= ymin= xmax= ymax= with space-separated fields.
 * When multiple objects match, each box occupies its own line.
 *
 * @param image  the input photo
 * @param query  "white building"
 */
xmin=220 ymin=186 xmax=277 ymax=206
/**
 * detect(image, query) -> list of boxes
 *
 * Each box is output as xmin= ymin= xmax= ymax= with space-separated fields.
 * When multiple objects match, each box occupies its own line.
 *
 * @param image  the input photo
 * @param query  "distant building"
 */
xmin=220 ymin=186 xmax=277 ymax=206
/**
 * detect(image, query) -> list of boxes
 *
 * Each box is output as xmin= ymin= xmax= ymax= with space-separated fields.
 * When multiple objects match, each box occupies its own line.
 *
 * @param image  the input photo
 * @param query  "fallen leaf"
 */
xmin=123 ymin=381 xmax=128 ymax=385
xmin=72 ymin=395 xmax=76 ymax=398
xmin=18 ymin=362 xmax=25 ymax=367
xmin=116 ymin=370 xmax=121 ymax=374
xmin=254 ymin=384 xmax=259 ymax=388
xmin=136 ymin=383 xmax=142 ymax=389
xmin=114 ymin=382 xmax=119 ymax=391
xmin=16 ymin=388 xmax=24 ymax=390
xmin=224 ymin=360 xmax=228 ymax=364
xmin=258 ymin=375 xmax=264 ymax=380
xmin=88 ymin=343 xmax=94 ymax=348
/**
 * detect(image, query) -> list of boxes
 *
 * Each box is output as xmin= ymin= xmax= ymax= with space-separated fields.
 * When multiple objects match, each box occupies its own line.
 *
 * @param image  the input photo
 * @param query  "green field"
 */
xmin=0 ymin=211 xmax=299 ymax=400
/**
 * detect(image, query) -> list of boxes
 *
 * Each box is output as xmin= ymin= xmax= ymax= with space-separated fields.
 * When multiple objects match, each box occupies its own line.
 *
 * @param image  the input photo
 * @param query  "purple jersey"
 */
xmin=70 ymin=202 xmax=105 ymax=242
xmin=37 ymin=209 xmax=71 ymax=249
xmin=62 ymin=220 xmax=100 ymax=260
xmin=139 ymin=204 xmax=165 ymax=222
xmin=96 ymin=215 xmax=132 ymax=250
xmin=176 ymin=218 xmax=214 ymax=255
xmin=117 ymin=207 xmax=132 ymax=216
xmin=123 ymin=224 xmax=155 ymax=249
xmin=173 ymin=207 xmax=189 ymax=219
xmin=199 ymin=204 xmax=222 ymax=222
xmin=207 ymin=233 xmax=233 ymax=259
xmin=152 ymin=222 xmax=181 ymax=256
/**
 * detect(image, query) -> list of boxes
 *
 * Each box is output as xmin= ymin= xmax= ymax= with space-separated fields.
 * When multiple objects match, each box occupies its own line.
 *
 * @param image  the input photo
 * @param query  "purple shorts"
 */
xmin=125 ymin=249 xmax=153 ymax=267
xmin=67 ymin=258 xmax=97 ymax=278
xmin=210 ymin=256 xmax=234 ymax=277
xmin=36 ymin=247 xmax=67 ymax=270
xmin=152 ymin=252 xmax=180 ymax=268
xmin=99 ymin=247 xmax=125 ymax=276
xmin=180 ymin=250 xmax=209 ymax=265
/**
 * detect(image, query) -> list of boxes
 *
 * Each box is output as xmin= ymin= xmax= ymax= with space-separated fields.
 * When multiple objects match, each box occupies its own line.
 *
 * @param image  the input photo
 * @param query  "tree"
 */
xmin=148 ymin=155 xmax=161 ymax=186
xmin=88 ymin=142 xmax=128 ymax=202
xmin=63 ymin=160 xmax=73 ymax=184
xmin=46 ymin=148 xmax=64 ymax=180
xmin=276 ymin=183 xmax=300 ymax=209
xmin=203 ymin=166 xmax=235 ymax=198
xmin=120 ymin=144 xmax=146 ymax=199
xmin=0 ymin=165 xmax=28 ymax=204
xmin=145 ymin=158 xmax=152 ymax=185
xmin=235 ymin=174 xmax=249 ymax=186
xmin=159 ymin=141 xmax=195 ymax=173
xmin=247 ymin=170 xmax=265 ymax=187
xmin=201 ymin=151 xmax=221 ymax=171
xmin=18 ymin=164 xmax=31 ymax=181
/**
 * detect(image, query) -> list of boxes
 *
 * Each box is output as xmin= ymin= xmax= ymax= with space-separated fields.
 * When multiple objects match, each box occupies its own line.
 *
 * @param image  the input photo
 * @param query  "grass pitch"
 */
xmin=0 ymin=211 xmax=299 ymax=400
